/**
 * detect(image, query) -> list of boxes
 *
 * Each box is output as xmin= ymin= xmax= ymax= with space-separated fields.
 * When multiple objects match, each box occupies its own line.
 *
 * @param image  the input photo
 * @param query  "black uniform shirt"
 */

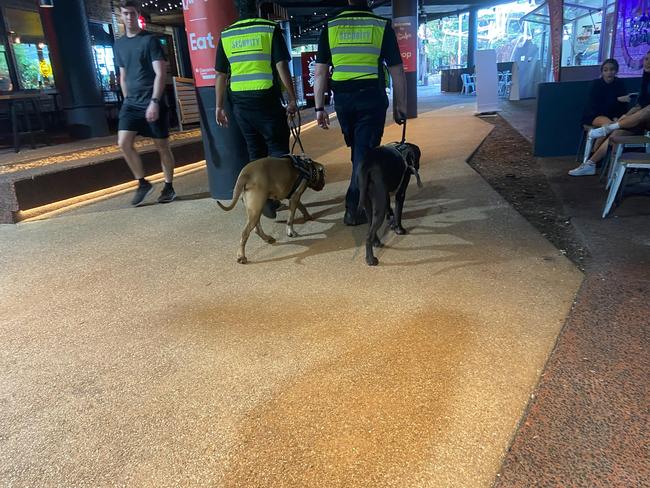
xmin=215 ymin=21 xmax=291 ymax=109
xmin=316 ymin=6 xmax=402 ymax=93
xmin=115 ymin=31 xmax=167 ymax=108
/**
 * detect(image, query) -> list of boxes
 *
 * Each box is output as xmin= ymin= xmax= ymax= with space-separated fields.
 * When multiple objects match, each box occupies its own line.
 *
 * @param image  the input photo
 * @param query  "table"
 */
xmin=0 ymin=91 xmax=51 ymax=152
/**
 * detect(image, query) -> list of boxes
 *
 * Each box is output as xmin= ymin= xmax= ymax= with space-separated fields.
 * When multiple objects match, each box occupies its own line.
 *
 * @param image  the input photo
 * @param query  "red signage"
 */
xmin=182 ymin=0 xmax=238 ymax=87
xmin=301 ymin=51 xmax=317 ymax=100
xmin=393 ymin=16 xmax=417 ymax=73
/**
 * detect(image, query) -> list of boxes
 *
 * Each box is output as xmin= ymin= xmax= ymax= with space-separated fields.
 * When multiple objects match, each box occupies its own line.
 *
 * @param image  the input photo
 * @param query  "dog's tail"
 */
xmin=216 ymin=173 xmax=247 ymax=211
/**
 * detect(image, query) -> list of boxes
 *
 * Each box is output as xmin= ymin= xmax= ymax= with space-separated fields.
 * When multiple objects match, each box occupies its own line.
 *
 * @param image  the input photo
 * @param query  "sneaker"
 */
xmin=131 ymin=181 xmax=154 ymax=206
xmin=568 ymin=161 xmax=596 ymax=176
xmin=589 ymin=126 xmax=611 ymax=139
xmin=262 ymin=199 xmax=280 ymax=219
xmin=343 ymin=208 xmax=368 ymax=226
xmin=157 ymin=185 xmax=176 ymax=203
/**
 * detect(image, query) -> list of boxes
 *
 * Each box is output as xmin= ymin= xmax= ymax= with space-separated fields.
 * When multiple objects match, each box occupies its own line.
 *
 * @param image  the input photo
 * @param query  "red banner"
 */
xmin=182 ymin=0 xmax=238 ymax=87
xmin=548 ymin=0 xmax=563 ymax=82
xmin=393 ymin=16 xmax=417 ymax=73
xmin=301 ymin=51 xmax=317 ymax=100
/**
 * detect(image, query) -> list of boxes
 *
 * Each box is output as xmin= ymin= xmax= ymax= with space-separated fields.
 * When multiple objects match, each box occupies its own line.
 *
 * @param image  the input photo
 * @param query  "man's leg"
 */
xmin=344 ymin=105 xmax=387 ymax=224
xmin=118 ymin=129 xmax=154 ymax=206
xmin=259 ymin=104 xmax=290 ymax=157
xmin=232 ymin=104 xmax=268 ymax=160
xmin=118 ymin=130 xmax=145 ymax=179
xmin=153 ymin=138 xmax=177 ymax=203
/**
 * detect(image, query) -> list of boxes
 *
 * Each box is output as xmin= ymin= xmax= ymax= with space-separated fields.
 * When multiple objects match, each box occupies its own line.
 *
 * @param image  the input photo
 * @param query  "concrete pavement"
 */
xmin=0 ymin=101 xmax=583 ymax=486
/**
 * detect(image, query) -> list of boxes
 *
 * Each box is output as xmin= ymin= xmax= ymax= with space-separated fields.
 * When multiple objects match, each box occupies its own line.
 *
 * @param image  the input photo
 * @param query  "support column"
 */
xmin=40 ymin=1 xmax=109 ymax=139
xmin=182 ymin=0 xmax=249 ymax=199
xmin=467 ymin=8 xmax=478 ymax=69
xmin=280 ymin=20 xmax=294 ymax=76
xmin=392 ymin=0 xmax=418 ymax=119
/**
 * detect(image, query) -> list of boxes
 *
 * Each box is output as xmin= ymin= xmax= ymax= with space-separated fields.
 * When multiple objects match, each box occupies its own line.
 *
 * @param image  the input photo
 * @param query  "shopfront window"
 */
xmin=0 ymin=43 xmax=12 ymax=91
xmin=89 ymin=22 xmax=116 ymax=91
xmin=4 ymin=8 xmax=55 ymax=89
xmin=477 ymin=1 xmax=543 ymax=63
xmin=561 ymin=0 xmax=616 ymax=67
xmin=424 ymin=13 xmax=469 ymax=70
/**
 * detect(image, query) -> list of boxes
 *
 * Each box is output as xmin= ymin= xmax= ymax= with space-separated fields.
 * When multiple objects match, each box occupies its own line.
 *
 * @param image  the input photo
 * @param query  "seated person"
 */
xmin=569 ymin=58 xmax=630 ymax=176
xmin=576 ymin=51 xmax=650 ymax=177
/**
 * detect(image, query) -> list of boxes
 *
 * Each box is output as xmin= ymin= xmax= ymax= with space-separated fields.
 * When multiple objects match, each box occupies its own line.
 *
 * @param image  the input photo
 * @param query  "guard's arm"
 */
xmin=314 ymin=63 xmax=330 ymax=129
xmin=215 ymin=71 xmax=229 ymax=127
xmin=276 ymin=60 xmax=297 ymax=115
xmin=388 ymin=63 xmax=407 ymax=124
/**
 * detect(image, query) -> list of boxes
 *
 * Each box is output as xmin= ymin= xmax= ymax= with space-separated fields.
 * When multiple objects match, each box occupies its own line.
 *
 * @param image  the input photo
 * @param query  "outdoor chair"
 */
xmin=602 ymin=151 xmax=650 ymax=218
xmin=601 ymin=133 xmax=650 ymax=189
xmin=498 ymin=71 xmax=512 ymax=98
xmin=173 ymin=77 xmax=200 ymax=131
xmin=460 ymin=73 xmax=475 ymax=95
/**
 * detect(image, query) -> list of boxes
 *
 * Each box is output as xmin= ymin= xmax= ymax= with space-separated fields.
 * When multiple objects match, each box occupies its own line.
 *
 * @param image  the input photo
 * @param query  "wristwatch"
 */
xmin=315 ymin=107 xmax=324 ymax=112
xmin=151 ymin=97 xmax=160 ymax=104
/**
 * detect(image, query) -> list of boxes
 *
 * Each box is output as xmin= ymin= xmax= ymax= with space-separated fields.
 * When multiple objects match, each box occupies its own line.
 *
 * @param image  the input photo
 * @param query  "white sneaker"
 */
xmin=589 ymin=126 xmax=611 ymax=138
xmin=568 ymin=161 xmax=596 ymax=176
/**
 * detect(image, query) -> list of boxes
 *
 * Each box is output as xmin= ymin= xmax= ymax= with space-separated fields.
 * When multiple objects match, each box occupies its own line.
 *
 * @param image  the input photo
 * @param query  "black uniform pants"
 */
xmin=334 ymin=86 xmax=389 ymax=210
xmin=232 ymin=100 xmax=290 ymax=161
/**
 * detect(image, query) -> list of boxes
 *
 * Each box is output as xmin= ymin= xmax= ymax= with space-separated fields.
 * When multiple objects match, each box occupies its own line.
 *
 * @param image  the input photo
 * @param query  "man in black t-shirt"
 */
xmin=115 ymin=0 xmax=176 ymax=206
xmin=314 ymin=0 xmax=407 ymax=225
xmin=214 ymin=1 xmax=297 ymax=218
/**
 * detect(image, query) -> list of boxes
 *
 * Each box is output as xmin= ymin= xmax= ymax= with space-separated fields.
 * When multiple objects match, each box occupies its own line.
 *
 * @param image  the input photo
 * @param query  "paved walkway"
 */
xmin=0 ymin=98 xmax=584 ymax=486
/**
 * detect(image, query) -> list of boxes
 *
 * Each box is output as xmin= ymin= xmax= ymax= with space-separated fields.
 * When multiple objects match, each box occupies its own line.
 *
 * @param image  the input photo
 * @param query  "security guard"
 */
xmin=314 ymin=0 xmax=407 ymax=225
xmin=215 ymin=2 xmax=297 ymax=218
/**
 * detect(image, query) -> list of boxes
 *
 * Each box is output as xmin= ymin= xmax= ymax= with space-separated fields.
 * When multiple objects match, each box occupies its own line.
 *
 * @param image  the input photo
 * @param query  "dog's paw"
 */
xmin=267 ymin=237 xmax=276 ymax=244
xmin=366 ymin=256 xmax=379 ymax=266
xmin=237 ymin=256 xmax=248 ymax=264
xmin=286 ymin=228 xmax=298 ymax=238
xmin=394 ymin=226 xmax=408 ymax=235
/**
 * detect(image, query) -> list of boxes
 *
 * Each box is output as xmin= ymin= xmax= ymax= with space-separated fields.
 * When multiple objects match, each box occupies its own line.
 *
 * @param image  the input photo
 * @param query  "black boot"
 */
xmin=262 ymin=199 xmax=281 ymax=219
xmin=343 ymin=208 xmax=368 ymax=226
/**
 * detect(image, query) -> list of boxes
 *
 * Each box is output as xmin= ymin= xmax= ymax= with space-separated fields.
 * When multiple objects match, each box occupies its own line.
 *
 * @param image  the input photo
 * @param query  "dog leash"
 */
xmin=400 ymin=118 xmax=407 ymax=145
xmin=289 ymin=110 xmax=305 ymax=155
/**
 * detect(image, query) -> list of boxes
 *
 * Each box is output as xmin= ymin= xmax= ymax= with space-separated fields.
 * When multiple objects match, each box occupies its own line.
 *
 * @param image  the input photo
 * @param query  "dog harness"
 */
xmin=385 ymin=142 xmax=423 ymax=189
xmin=285 ymin=155 xmax=322 ymax=198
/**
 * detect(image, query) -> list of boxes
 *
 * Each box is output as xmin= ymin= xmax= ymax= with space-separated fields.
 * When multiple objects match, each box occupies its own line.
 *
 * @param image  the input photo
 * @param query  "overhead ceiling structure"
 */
xmin=140 ymin=0 xmax=518 ymax=45
xmin=276 ymin=0 xmax=518 ymax=46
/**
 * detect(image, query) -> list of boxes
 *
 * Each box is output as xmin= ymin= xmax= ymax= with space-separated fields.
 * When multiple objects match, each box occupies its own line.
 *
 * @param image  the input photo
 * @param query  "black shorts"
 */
xmin=118 ymin=102 xmax=169 ymax=139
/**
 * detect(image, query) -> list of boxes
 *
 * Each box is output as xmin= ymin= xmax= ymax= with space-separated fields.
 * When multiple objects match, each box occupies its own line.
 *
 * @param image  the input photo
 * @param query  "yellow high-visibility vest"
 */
xmin=222 ymin=18 xmax=276 ymax=92
xmin=327 ymin=10 xmax=387 ymax=83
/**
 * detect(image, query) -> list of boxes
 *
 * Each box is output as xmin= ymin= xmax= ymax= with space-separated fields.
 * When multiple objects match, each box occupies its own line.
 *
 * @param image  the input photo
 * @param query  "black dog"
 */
xmin=357 ymin=142 xmax=422 ymax=266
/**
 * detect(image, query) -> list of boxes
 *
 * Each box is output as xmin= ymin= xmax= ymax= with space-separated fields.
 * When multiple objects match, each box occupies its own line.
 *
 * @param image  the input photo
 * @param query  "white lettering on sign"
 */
xmin=189 ymin=32 xmax=215 ymax=50
xmin=307 ymin=55 xmax=316 ymax=87
xmin=401 ymin=52 xmax=412 ymax=59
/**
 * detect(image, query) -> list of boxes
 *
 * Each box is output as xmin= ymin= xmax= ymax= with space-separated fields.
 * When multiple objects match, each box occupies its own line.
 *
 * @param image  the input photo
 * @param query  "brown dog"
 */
xmin=217 ymin=156 xmax=325 ymax=264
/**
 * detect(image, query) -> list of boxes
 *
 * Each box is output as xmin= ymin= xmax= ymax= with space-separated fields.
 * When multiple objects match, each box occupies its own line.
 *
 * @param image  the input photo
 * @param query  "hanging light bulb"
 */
xmin=39 ymin=0 xmax=54 ymax=6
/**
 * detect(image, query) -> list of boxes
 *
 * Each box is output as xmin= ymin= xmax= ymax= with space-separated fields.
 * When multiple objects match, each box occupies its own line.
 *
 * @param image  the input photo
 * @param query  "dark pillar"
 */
xmin=182 ymin=0 xmax=249 ymax=199
xmin=467 ymin=8 xmax=478 ymax=69
xmin=40 ymin=1 xmax=109 ymax=139
xmin=280 ymin=21 xmax=293 ymax=76
xmin=392 ymin=0 xmax=418 ymax=119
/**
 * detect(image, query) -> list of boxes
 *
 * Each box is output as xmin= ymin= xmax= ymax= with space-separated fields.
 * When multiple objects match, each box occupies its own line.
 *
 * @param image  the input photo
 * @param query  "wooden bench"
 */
xmin=172 ymin=77 xmax=200 ymax=131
